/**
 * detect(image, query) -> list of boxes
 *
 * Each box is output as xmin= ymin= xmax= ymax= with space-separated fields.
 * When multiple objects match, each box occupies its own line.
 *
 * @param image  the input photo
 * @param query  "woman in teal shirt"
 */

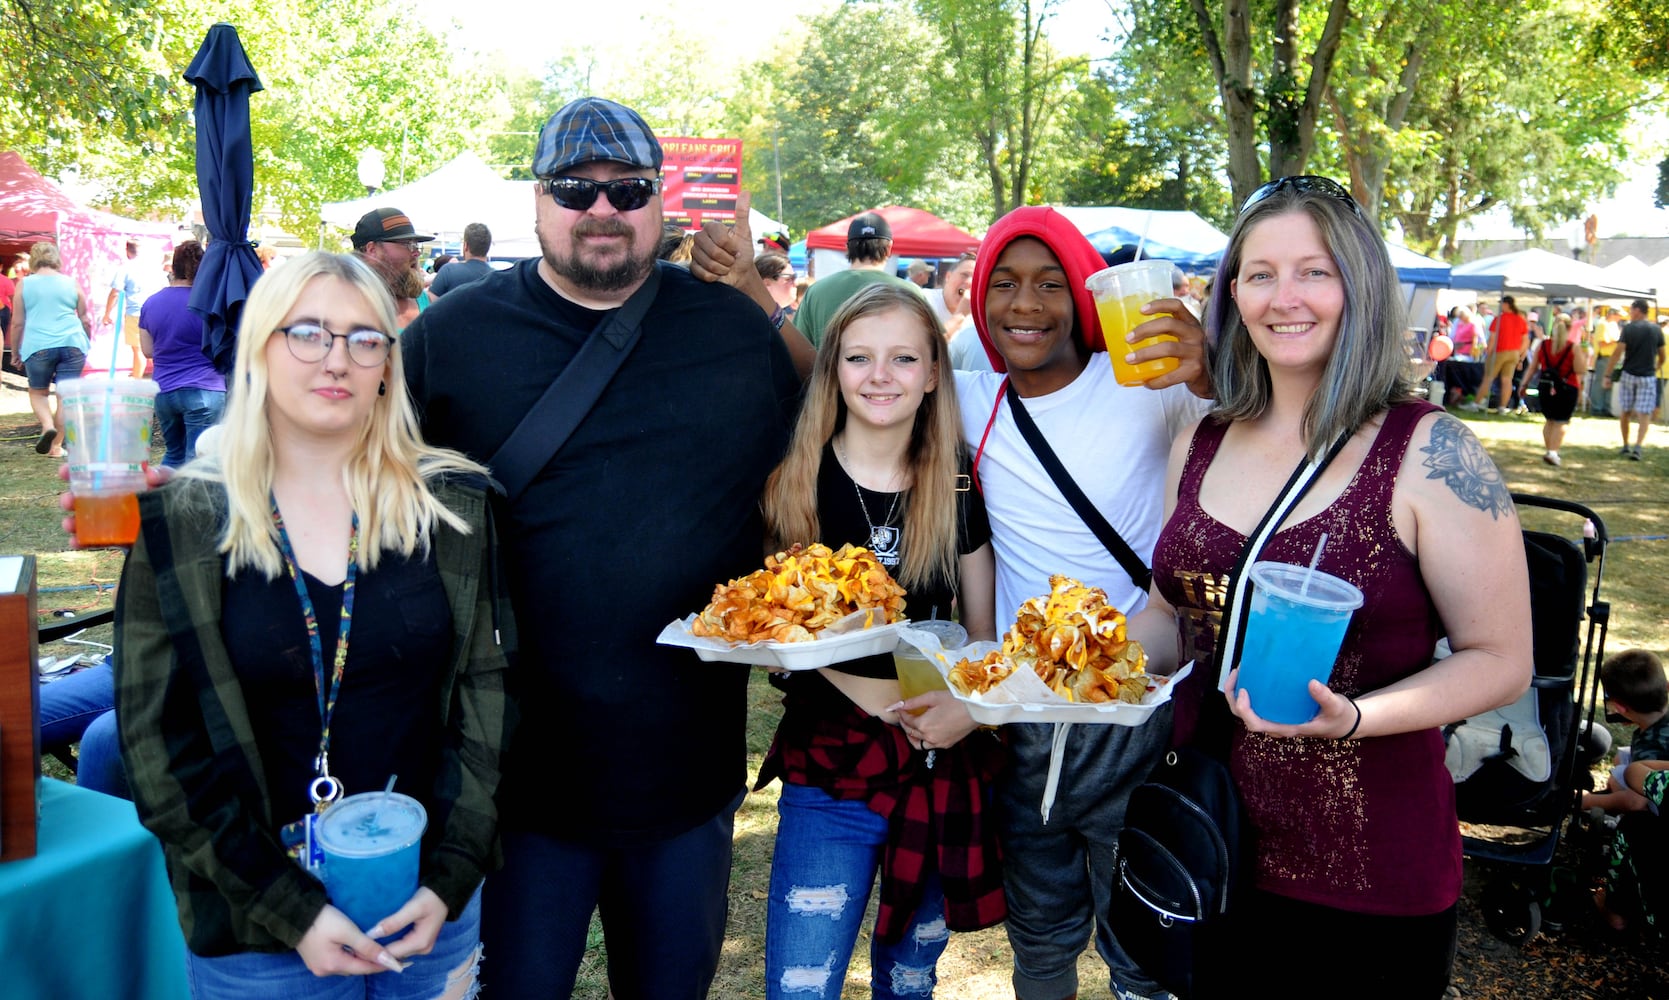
xmin=6 ymin=241 xmax=91 ymax=456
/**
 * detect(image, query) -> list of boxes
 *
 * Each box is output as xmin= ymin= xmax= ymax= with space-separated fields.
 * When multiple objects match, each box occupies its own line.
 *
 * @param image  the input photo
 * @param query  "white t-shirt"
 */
xmin=949 ymin=324 xmax=994 ymax=372
xmin=956 ymin=356 xmax=1210 ymax=624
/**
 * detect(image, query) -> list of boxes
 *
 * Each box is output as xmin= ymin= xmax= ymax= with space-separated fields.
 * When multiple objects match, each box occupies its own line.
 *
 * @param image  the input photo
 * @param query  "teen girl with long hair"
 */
xmin=755 ymin=283 xmax=1003 ymax=999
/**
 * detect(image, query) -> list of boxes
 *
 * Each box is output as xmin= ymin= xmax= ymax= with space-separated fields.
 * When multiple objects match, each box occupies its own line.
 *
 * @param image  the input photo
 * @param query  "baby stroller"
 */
xmin=1444 ymin=494 xmax=1609 ymax=943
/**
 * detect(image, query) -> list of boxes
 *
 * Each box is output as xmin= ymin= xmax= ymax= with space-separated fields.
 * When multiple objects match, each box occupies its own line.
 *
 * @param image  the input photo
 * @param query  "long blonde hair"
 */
xmin=180 ymin=251 xmax=484 ymax=578
xmin=762 ymin=284 xmax=963 ymax=591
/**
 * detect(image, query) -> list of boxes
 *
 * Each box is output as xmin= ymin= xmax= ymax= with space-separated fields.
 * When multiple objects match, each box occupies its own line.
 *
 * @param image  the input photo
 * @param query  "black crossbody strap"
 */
xmin=1210 ymin=428 xmax=1353 ymax=690
xmin=489 ymin=263 xmax=663 ymax=502
xmin=1004 ymin=380 xmax=1152 ymax=591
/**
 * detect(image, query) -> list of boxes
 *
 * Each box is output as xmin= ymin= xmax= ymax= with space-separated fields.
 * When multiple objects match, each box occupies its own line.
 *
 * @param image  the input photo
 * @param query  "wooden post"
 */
xmin=0 ymin=555 xmax=40 ymax=860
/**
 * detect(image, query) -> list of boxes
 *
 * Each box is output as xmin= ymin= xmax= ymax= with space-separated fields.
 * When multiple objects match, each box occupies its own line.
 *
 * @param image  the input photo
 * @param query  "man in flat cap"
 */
xmin=400 ymin=97 xmax=798 ymax=999
xmin=793 ymin=210 xmax=924 ymax=347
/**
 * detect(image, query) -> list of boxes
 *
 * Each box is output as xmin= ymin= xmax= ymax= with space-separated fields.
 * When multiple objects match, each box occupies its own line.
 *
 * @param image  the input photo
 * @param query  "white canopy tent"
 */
xmin=321 ymin=152 xmax=538 ymax=256
xmin=321 ymin=152 xmax=784 ymax=259
xmin=1598 ymin=256 xmax=1658 ymax=300
xmin=1450 ymin=247 xmax=1653 ymax=300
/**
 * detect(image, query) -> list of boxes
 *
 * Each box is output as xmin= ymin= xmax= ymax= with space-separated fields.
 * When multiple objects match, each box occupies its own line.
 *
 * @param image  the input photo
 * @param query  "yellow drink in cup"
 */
xmin=893 ymin=621 xmax=968 ymax=713
xmin=1086 ymin=260 xmax=1180 ymax=387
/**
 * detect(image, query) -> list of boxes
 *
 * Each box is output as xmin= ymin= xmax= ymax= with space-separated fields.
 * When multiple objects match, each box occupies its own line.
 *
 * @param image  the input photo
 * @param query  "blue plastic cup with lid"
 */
xmin=1236 ymin=561 xmax=1364 ymax=725
xmin=315 ymin=791 xmax=427 ymax=932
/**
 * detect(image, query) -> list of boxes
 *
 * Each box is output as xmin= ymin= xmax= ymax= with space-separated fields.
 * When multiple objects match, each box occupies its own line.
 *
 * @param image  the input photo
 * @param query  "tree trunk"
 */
xmin=1267 ymin=0 xmax=1351 ymax=179
xmin=1189 ymin=0 xmax=1261 ymax=209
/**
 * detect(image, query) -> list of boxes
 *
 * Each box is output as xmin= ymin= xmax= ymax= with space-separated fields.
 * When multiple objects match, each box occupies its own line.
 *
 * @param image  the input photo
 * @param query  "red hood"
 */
xmin=971 ymin=206 xmax=1108 ymax=373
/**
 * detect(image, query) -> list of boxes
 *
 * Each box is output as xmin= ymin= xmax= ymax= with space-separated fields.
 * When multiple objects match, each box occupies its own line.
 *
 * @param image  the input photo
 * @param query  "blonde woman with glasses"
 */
xmin=110 ymin=252 xmax=514 ymax=999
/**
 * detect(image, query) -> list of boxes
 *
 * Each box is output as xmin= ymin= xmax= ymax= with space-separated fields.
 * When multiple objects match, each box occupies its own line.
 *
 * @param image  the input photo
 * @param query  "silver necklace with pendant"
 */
xmin=836 ymin=440 xmax=902 ymax=550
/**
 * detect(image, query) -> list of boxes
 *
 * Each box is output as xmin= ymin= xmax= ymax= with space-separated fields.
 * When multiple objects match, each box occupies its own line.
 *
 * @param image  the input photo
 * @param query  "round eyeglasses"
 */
xmin=278 ymin=322 xmax=392 ymax=367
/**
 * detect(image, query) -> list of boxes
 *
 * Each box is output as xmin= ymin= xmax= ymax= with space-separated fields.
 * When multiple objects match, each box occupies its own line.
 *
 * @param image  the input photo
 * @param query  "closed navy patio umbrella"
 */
xmin=184 ymin=23 xmax=265 ymax=376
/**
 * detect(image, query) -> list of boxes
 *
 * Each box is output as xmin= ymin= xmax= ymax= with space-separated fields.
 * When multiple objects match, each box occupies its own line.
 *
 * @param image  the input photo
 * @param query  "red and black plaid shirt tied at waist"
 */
xmin=757 ymin=685 xmax=1008 ymax=942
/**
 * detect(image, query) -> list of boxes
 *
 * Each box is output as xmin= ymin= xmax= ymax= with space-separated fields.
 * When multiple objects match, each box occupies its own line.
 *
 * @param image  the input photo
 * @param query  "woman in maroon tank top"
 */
xmin=1129 ymin=177 xmax=1533 ymax=998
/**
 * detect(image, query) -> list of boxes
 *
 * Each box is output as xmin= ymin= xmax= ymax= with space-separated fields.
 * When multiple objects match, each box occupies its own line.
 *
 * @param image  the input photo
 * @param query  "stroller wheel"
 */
xmin=1482 ymin=878 xmax=1544 ymax=944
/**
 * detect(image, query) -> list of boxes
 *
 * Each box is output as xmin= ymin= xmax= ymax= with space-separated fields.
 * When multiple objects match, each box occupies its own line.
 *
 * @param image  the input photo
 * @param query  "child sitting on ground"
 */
xmin=1582 ymin=649 xmax=1669 ymax=816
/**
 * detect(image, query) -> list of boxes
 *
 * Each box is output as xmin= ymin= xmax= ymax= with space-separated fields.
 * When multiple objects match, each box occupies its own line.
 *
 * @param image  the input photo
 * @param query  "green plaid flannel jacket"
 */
xmin=114 ymin=475 xmax=516 ymax=955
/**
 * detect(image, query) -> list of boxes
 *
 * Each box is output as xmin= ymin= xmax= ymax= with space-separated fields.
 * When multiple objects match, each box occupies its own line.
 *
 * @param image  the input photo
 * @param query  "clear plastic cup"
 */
xmin=59 ymin=376 xmax=158 ymax=547
xmin=1236 ymin=561 xmax=1364 ymax=725
xmin=315 ymin=792 xmax=427 ymax=932
xmin=894 ymin=620 xmax=969 ymax=710
xmin=1085 ymin=260 xmax=1179 ymax=386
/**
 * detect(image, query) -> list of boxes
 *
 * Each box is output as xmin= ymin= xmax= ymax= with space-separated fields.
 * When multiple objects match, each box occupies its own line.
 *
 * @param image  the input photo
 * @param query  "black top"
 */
xmin=1616 ymin=319 xmax=1665 ymax=377
xmin=223 ymin=550 xmax=450 ymax=827
xmin=783 ymin=443 xmax=989 ymax=691
xmin=403 ymin=260 xmax=800 ymax=844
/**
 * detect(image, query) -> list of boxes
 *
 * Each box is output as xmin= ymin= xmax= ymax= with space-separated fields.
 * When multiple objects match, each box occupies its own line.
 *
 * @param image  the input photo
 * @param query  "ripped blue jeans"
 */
xmin=766 ymin=782 xmax=950 ymax=999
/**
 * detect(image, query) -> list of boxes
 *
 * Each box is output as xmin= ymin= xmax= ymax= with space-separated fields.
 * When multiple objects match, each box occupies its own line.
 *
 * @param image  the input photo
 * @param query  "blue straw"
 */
xmin=95 ymin=288 xmax=126 ymax=494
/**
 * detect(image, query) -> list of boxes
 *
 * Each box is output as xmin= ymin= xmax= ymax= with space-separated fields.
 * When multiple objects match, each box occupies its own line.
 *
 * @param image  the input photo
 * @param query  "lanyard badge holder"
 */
xmin=272 ymin=498 xmax=358 ymax=872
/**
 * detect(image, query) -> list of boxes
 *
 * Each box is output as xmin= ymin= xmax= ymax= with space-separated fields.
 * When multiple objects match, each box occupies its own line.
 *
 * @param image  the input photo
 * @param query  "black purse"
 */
xmin=1111 ymin=429 xmax=1350 ymax=998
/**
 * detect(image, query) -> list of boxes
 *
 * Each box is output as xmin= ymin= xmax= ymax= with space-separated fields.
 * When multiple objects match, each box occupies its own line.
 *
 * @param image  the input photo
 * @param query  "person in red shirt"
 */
xmin=1477 ymin=295 xmax=1528 ymax=413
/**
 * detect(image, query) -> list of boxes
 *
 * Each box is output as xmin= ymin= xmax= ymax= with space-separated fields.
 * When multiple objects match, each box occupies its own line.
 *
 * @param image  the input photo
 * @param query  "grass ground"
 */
xmin=3 ymin=369 xmax=1663 ymax=997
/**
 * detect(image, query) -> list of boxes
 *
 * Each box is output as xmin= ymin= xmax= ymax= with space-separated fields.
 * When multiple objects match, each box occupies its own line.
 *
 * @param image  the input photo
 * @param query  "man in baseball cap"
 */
xmin=397 ymin=97 xmax=799 ymax=998
xmin=350 ymin=207 xmax=432 ymax=272
xmin=792 ymin=208 xmax=924 ymax=347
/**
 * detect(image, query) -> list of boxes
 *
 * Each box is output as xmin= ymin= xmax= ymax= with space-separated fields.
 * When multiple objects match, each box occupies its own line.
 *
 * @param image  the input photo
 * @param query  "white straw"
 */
xmin=1134 ymin=213 xmax=1155 ymax=261
xmin=1301 ymin=532 xmax=1328 ymax=596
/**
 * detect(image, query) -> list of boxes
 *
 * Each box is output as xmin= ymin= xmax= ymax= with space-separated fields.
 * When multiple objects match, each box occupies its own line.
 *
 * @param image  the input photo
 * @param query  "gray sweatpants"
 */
xmin=996 ymin=710 xmax=1172 ymax=1000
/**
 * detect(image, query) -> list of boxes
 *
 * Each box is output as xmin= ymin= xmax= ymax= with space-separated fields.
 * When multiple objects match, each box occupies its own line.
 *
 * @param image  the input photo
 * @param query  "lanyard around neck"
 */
xmin=269 ymin=495 xmax=359 ymax=794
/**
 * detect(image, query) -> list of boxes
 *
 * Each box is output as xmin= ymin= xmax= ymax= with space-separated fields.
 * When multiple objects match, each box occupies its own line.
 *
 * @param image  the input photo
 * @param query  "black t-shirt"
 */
xmin=403 ymin=260 xmax=800 ymax=844
xmin=785 ymin=443 xmax=989 ymax=688
xmin=223 ymin=550 xmax=451 ymax=828
xmin=1616 ymin=319 xmax=1665 ymax=377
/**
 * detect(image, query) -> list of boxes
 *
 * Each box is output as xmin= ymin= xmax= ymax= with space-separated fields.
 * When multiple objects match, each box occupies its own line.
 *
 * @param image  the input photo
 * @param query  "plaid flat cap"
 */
xmin=533 ymin=97 xmax=663 ymax=177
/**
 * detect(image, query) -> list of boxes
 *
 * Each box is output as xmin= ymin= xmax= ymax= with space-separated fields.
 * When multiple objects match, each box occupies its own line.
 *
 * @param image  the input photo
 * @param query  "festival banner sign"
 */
xmin=659 ymin=137 xmax=742 ymax=230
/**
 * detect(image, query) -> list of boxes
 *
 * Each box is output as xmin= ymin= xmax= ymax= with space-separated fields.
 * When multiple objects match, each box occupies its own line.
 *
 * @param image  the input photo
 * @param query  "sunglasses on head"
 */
xmin=1240 ymin=175 xmax=1363 ymax=218
xmin=540 ymin=175 xmax=662 ymax=212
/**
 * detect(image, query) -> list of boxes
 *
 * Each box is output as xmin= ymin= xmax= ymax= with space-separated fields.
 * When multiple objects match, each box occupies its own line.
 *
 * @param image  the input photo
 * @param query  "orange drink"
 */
xmin=74 ymin=492 xmax=142 ymax=547
xmin=1086 ymin=260 xmax=1181 ymax=386
xmin=59 ymin=376 xmax=158 ymax=548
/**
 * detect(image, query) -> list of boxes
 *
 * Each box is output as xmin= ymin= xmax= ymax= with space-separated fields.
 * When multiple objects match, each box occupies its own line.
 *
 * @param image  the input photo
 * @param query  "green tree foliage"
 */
xmin=1094 ymin=0 xmax=1236 ymax=226
xmin=729 ymin=2 xmax=960 ymax=234
xmin=915 ymin=0 xmax=1085 ymax=218
xmin=1377 ymin=2 xmax=1650 ymax=255
xmin=1183 ymin=0 xmax=1352 ymax=207
xmin=1593 ymin=0 xmax=1669 ymax=77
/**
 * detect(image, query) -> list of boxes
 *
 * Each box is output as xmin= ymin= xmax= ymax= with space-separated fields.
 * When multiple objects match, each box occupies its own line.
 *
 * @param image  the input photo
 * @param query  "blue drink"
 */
xmin=1236 ymin=561 xmax=1364 ymax=725
xmin=315 ymin=792 xmax=427 ymax=932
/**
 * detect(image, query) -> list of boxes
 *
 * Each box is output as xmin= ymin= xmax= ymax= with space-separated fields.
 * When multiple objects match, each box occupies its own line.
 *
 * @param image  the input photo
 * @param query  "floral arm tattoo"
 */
xmin=1420 ymin=416 xmax=1515 ymax=520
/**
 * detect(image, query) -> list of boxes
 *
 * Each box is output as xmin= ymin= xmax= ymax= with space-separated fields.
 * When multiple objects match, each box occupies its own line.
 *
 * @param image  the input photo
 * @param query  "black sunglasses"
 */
xmin=1240 ymin=175 xmax=1363 ymax=218
xmin=540 ymin=176 xmax=662 ymax=212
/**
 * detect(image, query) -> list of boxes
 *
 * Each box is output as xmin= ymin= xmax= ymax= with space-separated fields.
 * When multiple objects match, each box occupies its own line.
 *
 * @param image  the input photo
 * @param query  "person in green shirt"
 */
xmin=795 ymin=212 xmax=925 ymax=347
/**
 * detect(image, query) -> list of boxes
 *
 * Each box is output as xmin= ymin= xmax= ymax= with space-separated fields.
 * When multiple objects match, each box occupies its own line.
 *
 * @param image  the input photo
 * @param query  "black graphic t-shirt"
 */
xmin=800 ymin=442 xmax=989 ymax=681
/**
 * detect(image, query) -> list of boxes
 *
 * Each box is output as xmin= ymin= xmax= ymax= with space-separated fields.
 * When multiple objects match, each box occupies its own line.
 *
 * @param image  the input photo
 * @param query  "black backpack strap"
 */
xmin=488 ymin=263 xmax=662 ymax=502
xmin=1004 ymin=380 xmax=1151 ymax=592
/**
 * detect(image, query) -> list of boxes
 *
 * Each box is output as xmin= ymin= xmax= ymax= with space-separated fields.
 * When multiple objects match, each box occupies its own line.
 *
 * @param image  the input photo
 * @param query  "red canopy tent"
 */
xmin=804 ymin=205 xmax=980 ymax=258
xmin=0 ymin=151 xmax=177 ymax=371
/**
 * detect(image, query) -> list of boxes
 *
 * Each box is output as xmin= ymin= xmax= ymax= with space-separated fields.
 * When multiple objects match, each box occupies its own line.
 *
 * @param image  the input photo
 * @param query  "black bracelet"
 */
xmin=1340 ymin=697 xmax=1363 ymax=741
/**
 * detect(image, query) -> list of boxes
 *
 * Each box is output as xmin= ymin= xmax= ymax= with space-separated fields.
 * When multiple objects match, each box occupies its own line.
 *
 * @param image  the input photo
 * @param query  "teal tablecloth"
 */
xmin=0 ymin=779 xmax=188 ymax=999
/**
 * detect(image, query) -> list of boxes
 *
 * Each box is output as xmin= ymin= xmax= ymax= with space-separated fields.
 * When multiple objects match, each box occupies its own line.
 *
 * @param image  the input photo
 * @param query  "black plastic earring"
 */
xmin=378 ymin=381 xmax=387 ymax=396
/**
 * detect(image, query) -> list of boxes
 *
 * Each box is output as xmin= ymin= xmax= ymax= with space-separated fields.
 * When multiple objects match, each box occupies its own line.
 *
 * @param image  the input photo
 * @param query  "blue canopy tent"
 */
xmin=789 ymin=239 xmax=807 ymax=272
xmin=1385 ymin=243 xmax=1450 ymax=287
xmin=1055 ymin=206 xmax=1454 ymax=290
xmin=1054 ymin=206 xmax=1228 ymax=271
